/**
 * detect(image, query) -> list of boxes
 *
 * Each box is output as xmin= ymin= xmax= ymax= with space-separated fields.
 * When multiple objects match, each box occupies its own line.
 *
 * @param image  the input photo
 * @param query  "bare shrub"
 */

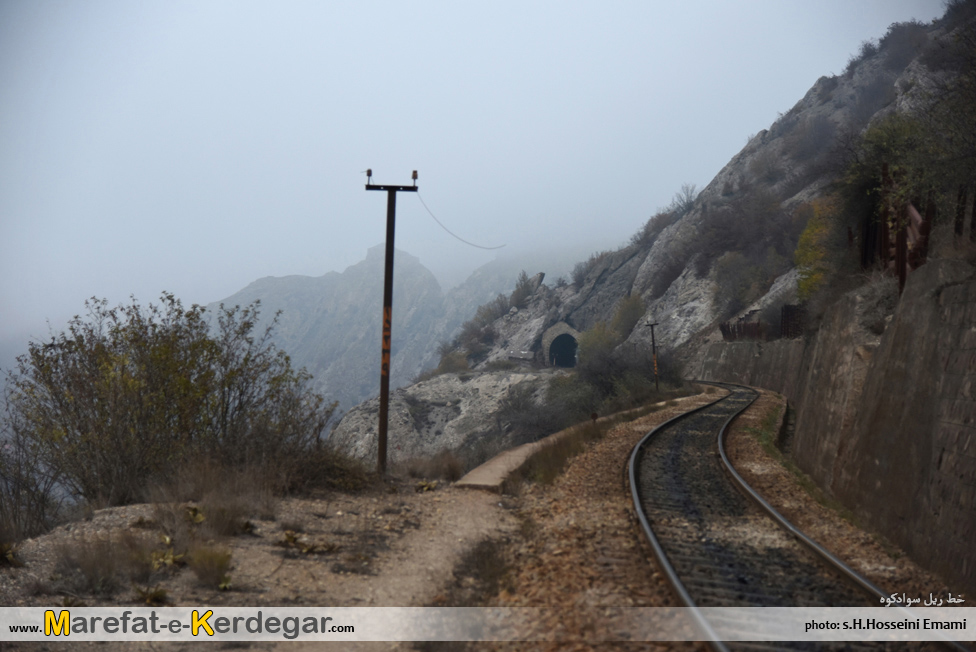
xmin=576 ymin=323 xmax=620 ymax=396
xmin=414 ymin=350 xmax=473 ymax=383
xmin=880 ymin=20 xmax=928 ymax=71
xmin=515 ymin=427 xmax=591 ymax=485
xmin=852 ymin=75 xmax=897 ymax=128
xmin=278 ymin=445 xmax=372 ymax=495
xmin=712 ymin=253 xmax=758 ymax=318
xmin=749 ymin=148 xmax=782 ymax=183
xmin=670 ymin=183 xmax=698 ymax=216
xmin=3 ymin=295 xmax=336 ymax=510
xmin=788 ymin=114 xmax=837 ymax=163
xmin=484 ymin=359 xmax=517 ymax=372
xmin=610 ymin=295 xmax=644 ymax=340
xmin=650 ymin=246 xmax=691 ymax=300
xmin=53 ymin=535 xmax=122 ymax=596
xmin=439 ymin=352 xmax=471 ymax=374
xmin=817 ymin=76 xmax=840 ymax=104
xmin=690 ymin=188 xmax=794 ymax=279
xmin=571 ymin=250 xmax=611 ymax=287
xmin=0 ymin=424 xmax=62 ymax=542
xmin=509 ymin=270 xmax=534 ymax=309
xmin=147 ymin=460 xmax=277 ymax=535
xmin=118 ymin=530 xmax=157 ymax=585
xmin=630 ymin=210 xmax=679 ymax=248
xmin=475 ymin=295 xmax=510 ymax=326
xmin=134 ymin=585 xmax=168 ymax=606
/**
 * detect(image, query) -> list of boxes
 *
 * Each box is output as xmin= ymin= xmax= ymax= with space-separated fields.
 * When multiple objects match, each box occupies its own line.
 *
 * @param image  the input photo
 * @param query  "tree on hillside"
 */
xmin=920 ymin=12 xmax=976 ymax=193
xmin=670 ymin=183 xmax=698 ymax=216
xmin=1 ymin=294 xmax=335 ymax=510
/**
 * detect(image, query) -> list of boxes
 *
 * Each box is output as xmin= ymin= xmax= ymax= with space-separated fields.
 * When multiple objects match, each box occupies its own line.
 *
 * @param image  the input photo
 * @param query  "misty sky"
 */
xmin=0 ymin=0 xmax=946 ymax=365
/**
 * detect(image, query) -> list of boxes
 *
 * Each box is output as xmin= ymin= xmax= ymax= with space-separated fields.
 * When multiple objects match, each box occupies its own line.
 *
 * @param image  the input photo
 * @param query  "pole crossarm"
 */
xmin=366 ymin=185 xmax=418 ymax=192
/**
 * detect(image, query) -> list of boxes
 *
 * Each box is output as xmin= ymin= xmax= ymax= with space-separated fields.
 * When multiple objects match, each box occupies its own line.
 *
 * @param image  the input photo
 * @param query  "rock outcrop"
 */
xmin=328 ymin=369 xmax=556 ymax=466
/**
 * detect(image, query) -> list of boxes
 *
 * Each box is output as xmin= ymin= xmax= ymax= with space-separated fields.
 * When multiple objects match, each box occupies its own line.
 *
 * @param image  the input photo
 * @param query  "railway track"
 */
xmin=628 ymin=383 xmax=964 ymax=652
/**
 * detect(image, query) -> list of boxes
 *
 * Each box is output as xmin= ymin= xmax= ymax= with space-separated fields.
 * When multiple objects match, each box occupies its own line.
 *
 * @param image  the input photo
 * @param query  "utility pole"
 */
xmin=648 ymin=322 xmax=660 ymax=393
xmin=365 ymin=169 xmax=418 ymax=476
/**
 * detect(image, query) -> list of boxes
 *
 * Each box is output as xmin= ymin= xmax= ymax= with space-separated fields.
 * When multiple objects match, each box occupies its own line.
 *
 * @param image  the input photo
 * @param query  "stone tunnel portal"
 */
xmin=549 ymin=333 xmax=578 ymax=368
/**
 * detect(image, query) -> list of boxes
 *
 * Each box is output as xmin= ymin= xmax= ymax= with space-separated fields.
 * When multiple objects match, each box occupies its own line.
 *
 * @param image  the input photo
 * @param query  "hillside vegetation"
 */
xmin=425 ymin=1 xmax=976 ymax=374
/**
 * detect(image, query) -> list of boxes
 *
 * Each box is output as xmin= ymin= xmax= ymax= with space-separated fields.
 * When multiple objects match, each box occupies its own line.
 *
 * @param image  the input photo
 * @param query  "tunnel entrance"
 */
xmin=549 ymin=333 xmax=578 ymax=368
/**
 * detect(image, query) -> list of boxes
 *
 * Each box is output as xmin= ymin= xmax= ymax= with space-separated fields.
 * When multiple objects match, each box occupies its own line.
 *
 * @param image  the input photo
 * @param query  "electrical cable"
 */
xmin=415 ymin=192 xmax=506 ymax=250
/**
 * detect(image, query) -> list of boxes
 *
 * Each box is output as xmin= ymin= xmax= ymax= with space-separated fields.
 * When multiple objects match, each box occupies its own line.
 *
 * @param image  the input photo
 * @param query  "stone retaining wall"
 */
xmin=698 ymin=259 xmax=976 ymax=595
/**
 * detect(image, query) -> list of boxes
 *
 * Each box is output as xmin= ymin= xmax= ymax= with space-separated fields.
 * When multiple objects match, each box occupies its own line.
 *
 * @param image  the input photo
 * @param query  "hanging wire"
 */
xmin=415 ymin=192 xmax=506 ymax=251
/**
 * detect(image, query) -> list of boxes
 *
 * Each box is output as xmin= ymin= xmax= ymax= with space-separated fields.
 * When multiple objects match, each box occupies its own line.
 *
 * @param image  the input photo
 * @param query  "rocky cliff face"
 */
xmin=423 ymin=16 xmax=955 ymax=374
xmin=327 ymin=368 xmax=556 ymax=467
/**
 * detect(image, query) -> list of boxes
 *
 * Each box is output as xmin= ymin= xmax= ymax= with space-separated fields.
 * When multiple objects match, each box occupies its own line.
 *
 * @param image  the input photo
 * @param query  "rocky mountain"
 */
xmin=208 ymin=245 xmax=588 ymax=412
xmin=441 ymin=11 xmax=970 ymax=372
xmin=209 ymin=246 xmax=444 ymax=411
xmin=329 ymin=9 xmax=976 ymax=464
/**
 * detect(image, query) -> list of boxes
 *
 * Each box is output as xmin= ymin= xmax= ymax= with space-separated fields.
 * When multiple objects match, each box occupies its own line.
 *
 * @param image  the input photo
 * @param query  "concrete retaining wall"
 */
xmin=699 ymin=259 xmax=976 ymax=595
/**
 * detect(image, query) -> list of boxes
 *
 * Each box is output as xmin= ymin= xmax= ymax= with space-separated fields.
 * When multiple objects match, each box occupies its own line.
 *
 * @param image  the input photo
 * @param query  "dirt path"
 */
xmin=0 ymin=479 xmax=517 ymax=651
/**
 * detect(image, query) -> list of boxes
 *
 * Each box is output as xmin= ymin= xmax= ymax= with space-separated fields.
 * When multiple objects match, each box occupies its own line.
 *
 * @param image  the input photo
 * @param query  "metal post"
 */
xmin=649 ymin=322 xmax=659 ymax=393
xmin=366 ymin=171 xmax=418 ymax=476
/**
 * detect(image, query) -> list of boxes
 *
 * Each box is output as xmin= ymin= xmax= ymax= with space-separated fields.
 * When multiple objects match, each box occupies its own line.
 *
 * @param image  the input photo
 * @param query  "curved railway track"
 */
xmin=628 ymin=382 xmax=965 ymax=652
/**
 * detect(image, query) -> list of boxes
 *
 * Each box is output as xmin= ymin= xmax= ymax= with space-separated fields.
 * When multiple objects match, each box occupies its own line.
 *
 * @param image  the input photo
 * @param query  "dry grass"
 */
xmin=278 ymin=445 xmax=373 ymax=494
xmin=513 ymin=420 xmax=604 ymax=487
xmin=146 ymin=460 xmax=278 ymax=551
xmin=51 ymin=530 xmax=163 ymax=598
xmin=398 ymin=450 xmax=465 ymax=482
xmin=134 ymin=584 xmax=169 ymax=606
xmin=506 ymin=397 xmax=681 ymax=491
xmin=188 ymin=545 xmax=232 ymax=590
xmin=118 ymin=530 xmax=157 ymax=585
xmin=53 ymin=535 xmax=122 ymax=596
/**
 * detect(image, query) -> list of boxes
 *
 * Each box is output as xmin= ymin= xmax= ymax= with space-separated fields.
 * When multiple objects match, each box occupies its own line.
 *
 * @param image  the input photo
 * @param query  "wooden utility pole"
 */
xmin=365 ymin=169 xmax=418 ymax=475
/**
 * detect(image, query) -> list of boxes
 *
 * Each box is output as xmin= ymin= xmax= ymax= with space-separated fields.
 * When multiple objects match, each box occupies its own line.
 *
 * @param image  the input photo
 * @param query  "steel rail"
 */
xmin=627 ymin=385 xmax=740 ymax=652
xmin=629 ymin=380 xmax=970 ymax=652
xmin=714 ymin=383 xmax=972 ymax=652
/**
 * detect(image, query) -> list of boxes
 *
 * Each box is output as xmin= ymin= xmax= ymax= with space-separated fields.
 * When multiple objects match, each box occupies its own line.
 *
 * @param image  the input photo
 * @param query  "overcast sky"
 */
xmin=0 ymin=0 xmax=946 ymax=366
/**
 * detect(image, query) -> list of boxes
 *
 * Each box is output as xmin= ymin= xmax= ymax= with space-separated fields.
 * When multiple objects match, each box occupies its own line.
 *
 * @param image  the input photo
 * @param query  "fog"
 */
xmin=0 ymin=0 xmax=945 ymax=369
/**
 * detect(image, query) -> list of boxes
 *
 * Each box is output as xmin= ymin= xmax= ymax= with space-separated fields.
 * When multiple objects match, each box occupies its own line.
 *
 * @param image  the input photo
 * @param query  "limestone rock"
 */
xmin=327 ymin=369 xmax=554 ymax=465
